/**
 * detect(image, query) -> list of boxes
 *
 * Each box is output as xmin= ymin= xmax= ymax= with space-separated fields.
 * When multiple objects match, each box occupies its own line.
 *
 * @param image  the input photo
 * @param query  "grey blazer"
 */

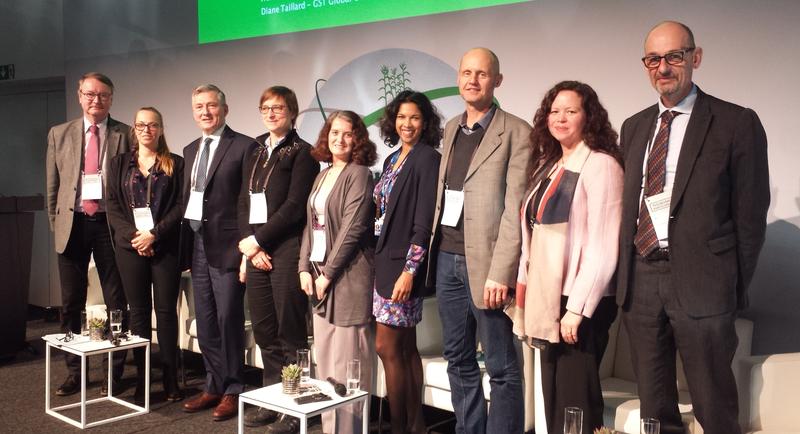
xmin=299 ymin=163 xmax=375 ymax=327
xmin=616 ymin=88 xmax=769 ymax=316
xmin=428 ymin=107 xmax=532 ymax=308
xmin=46 ymin=117 xmax=131 ymax=253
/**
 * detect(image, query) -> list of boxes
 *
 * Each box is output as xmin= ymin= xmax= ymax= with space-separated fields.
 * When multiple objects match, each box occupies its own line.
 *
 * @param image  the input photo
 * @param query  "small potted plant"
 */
xmin=281 ymin=363 xmax=301 ymax=394
xmin=88 ymin=317 xmax=105 ymax=341
xmin=594 ymin=427 xmax=616 ymax=434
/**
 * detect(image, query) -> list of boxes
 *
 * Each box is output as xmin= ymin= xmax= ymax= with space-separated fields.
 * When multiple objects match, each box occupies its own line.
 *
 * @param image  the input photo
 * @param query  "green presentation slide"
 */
xmin=198 ymin=0 xmax=530 ymax=44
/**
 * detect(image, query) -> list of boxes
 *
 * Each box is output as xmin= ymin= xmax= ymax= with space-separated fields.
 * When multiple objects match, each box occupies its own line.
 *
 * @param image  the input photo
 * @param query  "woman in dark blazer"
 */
xmin=236 ymin=86 xmax=319 ymax=429
xmin=299 ymin=110 xmax=377 ymax=434
xmin=373 ymin=90 xmax=441 ymax=434
xmin=106 ymin=107 xmax=184 ymax=404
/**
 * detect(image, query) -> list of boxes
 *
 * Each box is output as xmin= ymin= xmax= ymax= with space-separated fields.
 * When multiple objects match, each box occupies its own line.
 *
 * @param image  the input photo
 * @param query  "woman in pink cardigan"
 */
xmin=511 ymin=81 xmax=623 ymax=434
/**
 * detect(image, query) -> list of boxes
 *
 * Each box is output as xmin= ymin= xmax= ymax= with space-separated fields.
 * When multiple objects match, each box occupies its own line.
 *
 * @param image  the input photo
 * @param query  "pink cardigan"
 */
xmin=511 ymin=150 xmax=623 ymax=343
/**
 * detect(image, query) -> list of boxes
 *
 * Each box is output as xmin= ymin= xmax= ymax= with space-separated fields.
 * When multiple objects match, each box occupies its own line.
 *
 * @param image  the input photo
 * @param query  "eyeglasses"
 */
xmin=641 ymin=48 xmax=695 ymax=69
xmin=259 ymin=104 xmax=286 ymax=115
xmin=80 ymin=90 xmax=112 ymax=101
xmin=134 ymin=122 xmax=161 ymax=131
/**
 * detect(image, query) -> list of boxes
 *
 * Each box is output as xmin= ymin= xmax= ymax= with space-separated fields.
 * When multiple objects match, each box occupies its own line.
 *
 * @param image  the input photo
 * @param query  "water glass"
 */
xmin=346 ymin=359 xmax=361 ymax=393
xmin=297 ymin=349 xmax=311 ymax=382
xmin=109 ymin=309 xmax=122 ymax=337
xmin=563 ymin=406 xmax=583 ymax=434
xmin=641 ymin=417 xmax=660 ymax=434
xmin=80 ymin=310 xmax=89 ymax=336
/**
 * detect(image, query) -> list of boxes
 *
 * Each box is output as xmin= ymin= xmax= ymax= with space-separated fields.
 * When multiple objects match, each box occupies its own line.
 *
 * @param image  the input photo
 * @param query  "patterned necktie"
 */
xmin=82 ymin=124 xmax=100 ymax=216
xmin=634 ymin=110 xmax=679 ymax=256
xmin=189 ymin=137 xmax=213 ymax=232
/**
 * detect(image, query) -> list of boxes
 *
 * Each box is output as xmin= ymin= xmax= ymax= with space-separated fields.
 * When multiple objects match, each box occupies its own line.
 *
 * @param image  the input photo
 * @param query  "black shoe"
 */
xmin=56 ymin=375 xmax=81 ymax=396
xmin=244 ymin=407 xmax=278 ymax=427
xmin=100 ymin=378 xmax=124 ymax=396
xmin=164 ymin=384 xmax=184 ymax=402
xmin=266 ymin=414 xmax=301 ymax=434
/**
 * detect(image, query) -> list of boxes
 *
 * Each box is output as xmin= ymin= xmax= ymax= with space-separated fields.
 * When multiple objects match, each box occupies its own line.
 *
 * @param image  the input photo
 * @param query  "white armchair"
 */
xmin=741 ymin=352 xmax=800 ymax=434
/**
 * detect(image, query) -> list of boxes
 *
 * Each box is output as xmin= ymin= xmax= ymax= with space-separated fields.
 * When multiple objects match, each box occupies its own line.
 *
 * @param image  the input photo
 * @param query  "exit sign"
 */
xmin=0 ymin=64 xmax=15 ymax=80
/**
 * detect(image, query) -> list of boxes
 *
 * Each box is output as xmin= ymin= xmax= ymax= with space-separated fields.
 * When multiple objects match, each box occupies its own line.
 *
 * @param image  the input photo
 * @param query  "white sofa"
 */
xmin=740 ymin=352 xmax=800 ymax=434
xmin=598 ymin=314 xmax=754 ymax=434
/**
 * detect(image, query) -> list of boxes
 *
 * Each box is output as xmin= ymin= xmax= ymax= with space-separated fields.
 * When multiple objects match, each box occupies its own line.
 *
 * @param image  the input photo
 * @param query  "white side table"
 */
xmin=238 ymin=379 xmax=369 ymax=434
xmin=43 ymin=333 xmax=150 ymax=429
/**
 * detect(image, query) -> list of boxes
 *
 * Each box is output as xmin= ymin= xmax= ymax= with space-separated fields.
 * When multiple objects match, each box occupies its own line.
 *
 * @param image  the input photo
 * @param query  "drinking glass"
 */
xmin=80 ymin=310 xmax=89 ymax=336
xmin=109 ymin=309 xmax=122 ymax=337
xmin=297 ymin=349 xmax=311 ymax=383
xmin=641 ymin=417 xmax=660 ymax=434
xmin=346 ymin=359 xmax=361 ymax=393
xmin=563 ymin=406 xmax=583 ymax=434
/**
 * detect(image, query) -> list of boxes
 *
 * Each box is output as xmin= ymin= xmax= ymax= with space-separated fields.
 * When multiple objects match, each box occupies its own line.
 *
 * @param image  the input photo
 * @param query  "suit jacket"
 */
xmin=299 ymin=163 xmax=375 ymax=327
xmin=105 ymin=151 xmax=185 ymax=254
xmin=46 ymin=116 xmax=131 ymax=253
xmin=374 ymin=144 xmax=440 ymax=299
xmin=181 ymin=125 xmax=258 ymax=270
xmin=616 ymin=88 xmax=769 ymax=317
xmin=428 ymin=107 xmax=532 ymax=308
xmin=236 ymin=129 xmax=319 ymax=254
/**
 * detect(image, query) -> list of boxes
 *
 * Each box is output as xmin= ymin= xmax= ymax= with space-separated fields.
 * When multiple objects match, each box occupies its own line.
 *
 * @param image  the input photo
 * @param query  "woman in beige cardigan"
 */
xmin=299 ymin=110 xmax=377 ymax=434
xmin=511 ymin=81 xmax=623 ymax=434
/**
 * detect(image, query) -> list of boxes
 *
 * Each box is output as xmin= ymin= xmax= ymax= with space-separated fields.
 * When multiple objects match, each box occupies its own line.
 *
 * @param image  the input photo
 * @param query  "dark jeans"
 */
xmin=623 ymin=257 xmax=741 ymax=434
xmin=57 ymin=212 xmax=127 ymax=379
xmin=540 ymin=295 xmax=617 ymax=434
xmin=435 ymin=251 xmax=523 ymax=434
xmin=246 ymin=240 xmax=308 ymax=386
xmin=115 ymin=245 xmax=181 ymax=387
xmin=191 ymin=233 xmax=246 ymax=395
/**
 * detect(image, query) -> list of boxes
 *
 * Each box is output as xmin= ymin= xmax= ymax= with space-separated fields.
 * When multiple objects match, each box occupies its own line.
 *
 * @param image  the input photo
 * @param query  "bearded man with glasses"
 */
xmin=616 ymin=21 xmax=769 ymax=434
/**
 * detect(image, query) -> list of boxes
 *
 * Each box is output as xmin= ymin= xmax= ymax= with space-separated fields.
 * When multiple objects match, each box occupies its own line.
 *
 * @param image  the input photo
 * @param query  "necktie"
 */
xmin=82 ymin=124 xmax=100 ymax=216
xmin=189 ymin=137 xmax=213 ymax=232
xmin=634 ymin=110 xmax=679 ymax=257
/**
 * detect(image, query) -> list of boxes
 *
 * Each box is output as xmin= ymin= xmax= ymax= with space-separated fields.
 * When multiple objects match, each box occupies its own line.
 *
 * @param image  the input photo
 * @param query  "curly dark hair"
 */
xmin=529 ymin=80 xmax=621 ymax=184
xmin=378 ymin=90 xmax=442 ymax=148
xmin=311 ymin=111 xmax=378 ymax=166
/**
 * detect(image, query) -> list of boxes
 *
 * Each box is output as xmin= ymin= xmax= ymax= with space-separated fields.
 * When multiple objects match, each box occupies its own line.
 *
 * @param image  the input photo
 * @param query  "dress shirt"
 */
xmin=77 ymin=116 xmax=109 ymax=212
xmin=190 ymin=124 xmax=225 ymax=189
xmin=639 ymin=85 xmax=697 ymax=247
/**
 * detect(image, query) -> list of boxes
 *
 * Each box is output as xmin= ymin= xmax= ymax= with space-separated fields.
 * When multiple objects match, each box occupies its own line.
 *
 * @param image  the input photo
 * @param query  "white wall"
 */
xmin=3 ymin=0 xmax=798 ymax=354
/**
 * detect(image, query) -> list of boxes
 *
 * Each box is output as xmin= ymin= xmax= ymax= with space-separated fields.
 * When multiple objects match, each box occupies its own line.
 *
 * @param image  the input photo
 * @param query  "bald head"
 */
xmin=459 ymin=47 xmax=500 ymax=76
xmin=645 ymin=21 xmax=695 ymax=49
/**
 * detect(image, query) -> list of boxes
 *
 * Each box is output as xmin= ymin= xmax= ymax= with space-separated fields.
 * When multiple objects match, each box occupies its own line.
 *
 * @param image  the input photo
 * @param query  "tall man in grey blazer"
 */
xmin=180 ymin=84 xmax=258 ymax=422
xmin=429 ymin=47 xmax=530 ymax=434
xmin=46 ymin=72 xmax=130 ymax=396
xmin=617 ymin=22 xmax=769 ymax=434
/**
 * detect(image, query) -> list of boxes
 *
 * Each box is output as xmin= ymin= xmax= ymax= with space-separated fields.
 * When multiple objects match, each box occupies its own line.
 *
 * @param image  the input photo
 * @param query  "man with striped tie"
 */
xmin=616 ymin=21 xmax=769 ymax=434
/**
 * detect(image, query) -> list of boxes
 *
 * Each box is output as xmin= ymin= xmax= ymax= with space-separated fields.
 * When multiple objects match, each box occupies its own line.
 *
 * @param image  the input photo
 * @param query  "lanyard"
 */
xmin=247 ymin=143 xmax=280 ymax=193
xmin=128 ymin=164 xmax=154 ymax=208
xmin=377 ymin=150 xmax=408 ymax=218
xmin=444 ymin=128 xmax=482 ymax=190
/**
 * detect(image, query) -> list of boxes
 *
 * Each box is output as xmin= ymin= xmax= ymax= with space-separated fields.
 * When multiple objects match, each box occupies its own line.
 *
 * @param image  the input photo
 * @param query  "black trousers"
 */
xmin=540 ymin=295 xmax=617 ymax=434
xmin=57 ymin=212 xmax=127 ymax=379
xmin=246 ymin=240 xmax=308 ymax=385
xmin=622 ymin=257 xmax=741 ymax=434
xmin=115 ymin=244 xmax=181 ymax=386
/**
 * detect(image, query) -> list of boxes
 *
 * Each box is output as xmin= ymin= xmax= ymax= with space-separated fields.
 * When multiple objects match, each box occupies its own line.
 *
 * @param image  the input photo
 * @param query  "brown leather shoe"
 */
xmin=212 ymin=394 xmax=238 ymax=421
xmin=182 ymin=391 xmax=222 ymax=413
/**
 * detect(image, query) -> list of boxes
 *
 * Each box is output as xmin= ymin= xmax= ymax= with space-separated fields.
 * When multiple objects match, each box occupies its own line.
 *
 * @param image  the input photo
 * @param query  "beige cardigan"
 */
xmin=299 ymin=163 xmax=375 ymax=327
xmin=511 ymin=149 xmax=623 ymax=343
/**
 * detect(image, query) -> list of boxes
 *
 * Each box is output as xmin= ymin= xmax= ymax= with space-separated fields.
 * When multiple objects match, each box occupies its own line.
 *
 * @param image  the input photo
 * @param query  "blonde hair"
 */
xmin=132 ymin=107 xmax=174 ymax=176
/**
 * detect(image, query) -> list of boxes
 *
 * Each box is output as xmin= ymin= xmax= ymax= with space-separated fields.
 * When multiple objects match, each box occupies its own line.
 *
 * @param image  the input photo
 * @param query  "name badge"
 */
xmin=82 ymin=173 xmax=103 ymax=200
xmin=374 ymin=215 xmax=384 ymax=236
xmin=309 ymin=229 xmax=326 ymax=262
xmin=440 ymin=189 xmax=464 ymax=227
xmin=249 ymin=192 xmax=268 ymax=224
xmin=184 ymin=191 xmax=204 ymax=221
xmin=133 ymin=207 xmax=155 ymax=231
xmin=644 ymin=190 xmax=671 ymax=241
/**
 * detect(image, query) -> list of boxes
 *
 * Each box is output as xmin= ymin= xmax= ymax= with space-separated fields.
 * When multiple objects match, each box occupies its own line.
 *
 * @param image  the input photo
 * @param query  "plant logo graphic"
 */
xmin=297 ymin=48 xmax=467 ymax=166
